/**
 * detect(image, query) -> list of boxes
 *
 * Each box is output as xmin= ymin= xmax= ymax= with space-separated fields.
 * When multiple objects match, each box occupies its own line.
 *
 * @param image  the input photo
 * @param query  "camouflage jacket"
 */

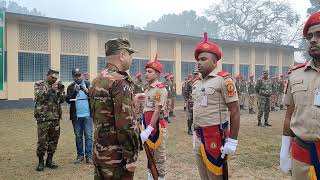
xmin=89 ymin=64 xmax=139 ymax=168
xmin=164 ymin=81 xmax=173 ymax=98
xmin=240 ymin=81 xmax=247 ymax=93
xmin=255 ymin=78 xmax=274 ymax=96
xmin=278 ymin=80 xmax=285 ymax=93
xmin=34 ymin=80 xmax=65 ymax=121
xmin=247 ymin=80 xmax=256 ymax=95
xmin=133 ymin=79 xmax=145 ymax=94
xmin=184 ymin=80 xmax=193 ymax=103
xmin=235 ymin=80 xmax=241 ymax=95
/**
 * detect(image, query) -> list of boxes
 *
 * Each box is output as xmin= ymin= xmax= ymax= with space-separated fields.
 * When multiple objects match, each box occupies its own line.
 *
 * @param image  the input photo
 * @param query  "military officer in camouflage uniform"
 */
xmin=34 ymin=68 xmax=65 ymax=171
xmin=182 ymin=76 xmax=189 ymax=111
xmin=169 ymin=74 xmax=176 ymax=117
xmin=163 ymin=73 xmax=172 ymax=123
xmin=89 ymin=38 xmax=142 ymax=180
xmin=247 ymin=74 xmax=256 ymax=114
xmin=255 ymin=70 xmax=273 ymax=127
xmin=277 ymin=74 xmax=285 ymax=110
xmin=185 ymin=73 xmax=194 ymax=135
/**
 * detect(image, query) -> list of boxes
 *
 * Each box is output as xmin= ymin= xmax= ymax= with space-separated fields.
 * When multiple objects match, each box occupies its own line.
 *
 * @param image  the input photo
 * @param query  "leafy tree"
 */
xmin=144 ymin=10 xmax=219 ymax=38
xmin=205 ymin=0 xmax=300 ymax=45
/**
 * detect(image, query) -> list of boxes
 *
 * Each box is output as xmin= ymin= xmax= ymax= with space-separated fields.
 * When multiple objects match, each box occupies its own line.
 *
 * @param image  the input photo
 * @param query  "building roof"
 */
xmin=6 ymin=12 xmax=298 ymax=51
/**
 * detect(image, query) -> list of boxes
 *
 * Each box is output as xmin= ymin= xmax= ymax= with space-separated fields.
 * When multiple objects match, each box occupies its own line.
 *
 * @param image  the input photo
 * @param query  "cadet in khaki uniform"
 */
xmin=90 ymin=38 xmax=143 ymax=180
xmin=192 ymin=32 xmax=240 ymax=180
xmin=280 ymin=12 xmax=320 ymax=179
xmin=139 ymin=54 xmax=168 ymax=180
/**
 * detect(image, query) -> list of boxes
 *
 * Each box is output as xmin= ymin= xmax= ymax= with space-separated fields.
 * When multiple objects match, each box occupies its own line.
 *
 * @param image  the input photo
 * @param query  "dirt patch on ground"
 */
xmin=0 ymin=103 xmax=289 ymax=180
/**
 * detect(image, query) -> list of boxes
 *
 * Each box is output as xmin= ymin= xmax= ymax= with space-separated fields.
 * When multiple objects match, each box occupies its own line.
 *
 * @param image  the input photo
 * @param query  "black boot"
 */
xmin=46 ymin=154 xmax=58 ymax=169
xmin=271 ymin=107 xmax=275 ymax=111
xmin=280 ymin=105 xmax=284 ymax=110
xmin=264 ymin=120 xmax=272 ymax=127
xmin=36 ymin=156 xmax=45 ymax=171
xmin=184 ymin=107 xmax=186 ymax=111
xmin=257 ymin=120 xmax=261 ymax=126
xmin=240 ymin=105 xmax=243 ymax=110
xmin=187 ymin=127 xmax=193 ymax=135
xmin=249 ymin=108 xmax=253 ymax=114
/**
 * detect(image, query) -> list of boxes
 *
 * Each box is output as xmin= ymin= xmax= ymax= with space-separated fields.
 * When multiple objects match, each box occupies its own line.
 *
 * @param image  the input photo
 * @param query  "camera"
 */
xmin=57 ymin=81 xmax=65 ymax=91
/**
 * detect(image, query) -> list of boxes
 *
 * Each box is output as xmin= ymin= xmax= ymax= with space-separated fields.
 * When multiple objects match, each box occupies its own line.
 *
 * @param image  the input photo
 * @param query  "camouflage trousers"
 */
xmin=165 ymin=99 xmax=172 ymax=118
xmin=186 ymin=102 xmax=193 ymax=129
xmin=36 ymin=119 xmax=60 ymax=157
xmin=257 ymin=95 xmax=271 ymax=123
xmin=248 ymin=94 xmax=255 ymax=109
xmin=94 ymin=166 xmax=134 ymax=180
xmin=278 ymin=93 xmax=284 ymax=107
xmin=150 ymin=128 xmax=167 ymax=177
xmin=170 ymin=97 xmax=175 ymax=113
xmin=239 ymin=93 xmax=246 ymax=106
xmin=271 ymin=95 xmax=278 ymax=108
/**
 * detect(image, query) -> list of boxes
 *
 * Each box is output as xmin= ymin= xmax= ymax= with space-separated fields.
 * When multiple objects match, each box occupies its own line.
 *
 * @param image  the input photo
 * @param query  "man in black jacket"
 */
xmin=66 ymin=68 xmax=93 ymax=164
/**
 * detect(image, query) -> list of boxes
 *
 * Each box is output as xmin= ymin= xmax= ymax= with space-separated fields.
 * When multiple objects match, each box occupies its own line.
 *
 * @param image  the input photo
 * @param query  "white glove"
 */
xmin=221 ymin=138 xmax=238 ymax=159
xmin=140 ymin=125 xmax=154 ymax=143
xmin=280 ymin=135 xmax=292 ymax=174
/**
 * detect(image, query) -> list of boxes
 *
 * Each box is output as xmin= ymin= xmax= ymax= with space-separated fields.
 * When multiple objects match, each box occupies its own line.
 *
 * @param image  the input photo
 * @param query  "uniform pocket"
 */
xmin=291 ymin=80 xmax=308 ymax=105
xmin=206 ymin=87 xmax=216 ymax=95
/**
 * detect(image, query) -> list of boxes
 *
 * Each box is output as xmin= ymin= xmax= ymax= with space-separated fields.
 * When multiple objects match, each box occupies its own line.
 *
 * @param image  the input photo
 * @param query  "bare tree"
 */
xmin=205 ymin=0 xmax=300 ymax=45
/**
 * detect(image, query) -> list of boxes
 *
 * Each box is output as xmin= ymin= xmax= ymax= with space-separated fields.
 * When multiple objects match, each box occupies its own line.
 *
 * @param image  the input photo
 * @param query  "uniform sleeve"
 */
xmin=155 ymin=88 xmax=168 ymax=107
xmin=111 ymin=80 xmax=139 ymax=165
xmin=221 ymin=77 xmax=239 ymax=104
xmin=283 ymin=78 xmax=294 ymax=106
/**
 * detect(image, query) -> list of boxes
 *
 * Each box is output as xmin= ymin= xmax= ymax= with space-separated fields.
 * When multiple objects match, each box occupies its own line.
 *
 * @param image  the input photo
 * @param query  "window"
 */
xmin=60 ymin=55 xmax=88 ymax=81
xmin=18 ymin=52 xmax=50 ymax=82
xmin=159 ymin=60 xmax=175 ymax=81
xmin=129 ymin=59 xmax=149 ymax=77
xmin=97 ymin=57 xmax=106 ymax=73
xmin=222 ymin=64 xmax=234 ymax=77
xmin=255 ymin=65 xmax=265 ymax=80
xmin=282 ymin=66 xmax=290 ymax=75
xmin=269 ymin=66 xmax=279 ymax=78
xmin=181 ymin=61 xmax=196 ymax=80
xmin=240 ymin=64 xmax=250 ymax=80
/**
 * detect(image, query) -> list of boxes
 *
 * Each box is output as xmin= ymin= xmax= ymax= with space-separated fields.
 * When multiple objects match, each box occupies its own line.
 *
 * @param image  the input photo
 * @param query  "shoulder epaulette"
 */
xmin=216 ymin=71 xmax=230 ymax=78
xmin=156 ymin=82 xmax=165 ymax=88
xmin=288 ymin=63 xmax=307 ymax=74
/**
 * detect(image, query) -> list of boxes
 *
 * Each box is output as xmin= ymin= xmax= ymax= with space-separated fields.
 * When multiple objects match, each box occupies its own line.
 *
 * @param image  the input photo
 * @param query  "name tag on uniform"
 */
xmin=200 ymin=95 xmax=208 ymax=107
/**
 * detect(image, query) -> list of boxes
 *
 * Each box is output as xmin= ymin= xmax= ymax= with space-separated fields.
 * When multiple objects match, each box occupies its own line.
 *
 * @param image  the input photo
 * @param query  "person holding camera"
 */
xmin=34 ymin=68 xmax=65 ymax=171
xmin=66 ymin=68 xmax=93 ymax=164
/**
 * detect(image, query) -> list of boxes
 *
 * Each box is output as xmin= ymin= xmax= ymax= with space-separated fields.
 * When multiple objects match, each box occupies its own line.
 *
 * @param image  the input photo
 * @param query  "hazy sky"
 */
xmin=13 ymin=0 xmax=310 ymax=28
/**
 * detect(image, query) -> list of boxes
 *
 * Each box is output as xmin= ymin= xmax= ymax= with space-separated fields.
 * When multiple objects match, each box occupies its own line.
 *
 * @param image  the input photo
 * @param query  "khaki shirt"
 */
xmin=193 ymin=70 xmax=239 ymax=127
xmin=283 ymin=60 xmax=320 ymax=141
xmin=144 ymin=80 xmax=168 ymax=112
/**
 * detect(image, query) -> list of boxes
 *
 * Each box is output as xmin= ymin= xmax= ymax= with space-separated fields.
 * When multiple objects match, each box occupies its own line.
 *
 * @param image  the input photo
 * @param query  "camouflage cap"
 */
xmin=105 ymin=38 xmax=138 ymax=56
xmin=47 ymin=68 xmax=59 ymax=78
